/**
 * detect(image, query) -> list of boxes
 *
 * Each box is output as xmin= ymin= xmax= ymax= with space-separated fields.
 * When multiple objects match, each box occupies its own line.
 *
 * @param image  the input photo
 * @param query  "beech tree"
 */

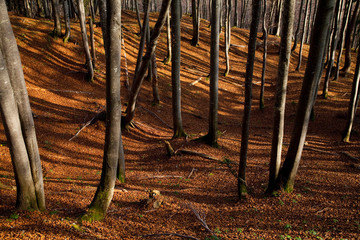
xmin=63 ymin=0 xmax=71 ymax=43
xmin=238 ymin=0 xmax=261 ymax=199
xmin=275 ymin=0 xmax=336 ymax=193
xmin=295 ymin=0 xmax=310 ymax=72
xmin=259 ymin=0 xmax=268 ymax=109
xmin=191 ymin=0 xmax=200 ymax=46
xmin=0 ymin=0 xmax=45 ymax=210
xmin=267 ymin=0 xmax=295 ymax=194
xmin=223 ymin=0 xmax=231 ymax=77
xmin=50 ymin=0 xmax=62 ymax=37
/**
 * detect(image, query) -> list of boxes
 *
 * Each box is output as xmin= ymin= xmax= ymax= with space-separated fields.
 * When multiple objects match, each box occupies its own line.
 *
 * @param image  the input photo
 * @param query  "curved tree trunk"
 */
xmin=0 ymin=1 xmax=45 ymax=210
xmin=266 ymin=0 xmax=295 ymax=194
xmin=78 ymin=0 xmax=94 ymax=82
xmin=238 ymin=0 xmax=261 ymax=199
xmin=276 ymin=0 xmax=336 ymax=193
xmin=171 ymin=0 xmax=187 ymax=138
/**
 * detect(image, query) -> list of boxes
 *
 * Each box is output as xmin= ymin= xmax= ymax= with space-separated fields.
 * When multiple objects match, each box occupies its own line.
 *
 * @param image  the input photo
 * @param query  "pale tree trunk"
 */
xmin=171 ymin=0 xmax=187 ymax=138
xmin=63 ymin=0 xmax=71 ymax=43
xmin=224 ymin=0 xmax=231 ymax=77
xmin=89 ymin=0 xmax=96 ymax=67
xmin=238 ymin=0 xmax=261 ymax=199
xmin=259 ymin=0 xmax=267 ymax=110
xmin=266 ymin=0 xmax=295 ymax=194
xmin=291 ymin=0 xmax=304 ymax=54
xmin=276 ymin=0 xmax=336 ymax=193
xmin=240 ymin=0 xmax=249 ymax=29
xmin=50 ymin=0 xmax=61 ymax=37
xmin=135 ymin=0 xmax=143 ymax=32
xmin=274 ymin=0 xmax=282 ymax=36
xmin=98 ymin=0 xmax=108 ymax=52
xmin=295 ymin=0 xmax=310 ymax=71
xmin=151 ymin=51 xmax=160 ymax=105
xmin=78 ymin=0 xmax=94 ymax=82
xmin=84 ymin=0 xmax=122 ymax=221
xmin=0 ymin=0 xmax=45 ymax=210
xmin=163 ymin=11 xmax=172 ymax=64
xmin=123 ymin=0 xmax=171 ymax=129
xmin=342 ymin=48 xmax=360 ymax=142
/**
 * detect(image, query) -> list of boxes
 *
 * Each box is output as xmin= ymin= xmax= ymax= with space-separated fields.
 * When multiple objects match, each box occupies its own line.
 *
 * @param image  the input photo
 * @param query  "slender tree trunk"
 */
xmin=342 ymin=48 xmax=360 ymax=142
xmin=238 ymin=0 xmax=261 ymax=199
xmin=266 ymin=0 xmax=295 ymax=194
xmin=291 ymin=0 xmax=304 ymax=54
xmin=50 ymin=0 xmax=61 ymax=37
xmin=85 ymin=0 xmax=122 ymax=221
xmin=163 ymin=11 xmax=172 ymax=64
xmin=191 ymin=0 xmax=200 ymax=46
xmin=63 ymin=0 xmax=71 ymax=43
xmin=123 ymin=0 xmax=171 ymax=129
xmin=234 ymin=0 xmax=238 ymax=27
xmin=274 ymin=0 xmax=283 ymax=36
xmin=98 ymin=0 xmax=107 ymax=51
xmin=171 ymin=0 xmax=187 ymax=138
xmin=135 ymin=0 xmax=143 ymax=33
xmin=295 ymin=0 xmax=310 ymax=71
xmin=341 ymin=0 xmax=360 ymax=75
xmin=276 ymin=0 xmax=336 ymax=193
xmin=260 ymin=0 xmax=267 ymax=110
xmin=0 ymin=1 xmax=45 ymax=210
xmin=89 ymin=0 xmax=96 ymax=67
xmin=224 ymin=0 xmax=231 ymax=77
xmin=151 ymin=51 xmax=160 ymax=105
xmin=78 ymin=0 xmax=94 ymax=82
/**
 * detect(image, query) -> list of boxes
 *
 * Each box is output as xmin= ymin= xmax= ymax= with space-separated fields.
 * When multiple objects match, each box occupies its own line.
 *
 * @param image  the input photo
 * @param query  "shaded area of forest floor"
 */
xmin=0 ymin=11 xmax=359 ymax=239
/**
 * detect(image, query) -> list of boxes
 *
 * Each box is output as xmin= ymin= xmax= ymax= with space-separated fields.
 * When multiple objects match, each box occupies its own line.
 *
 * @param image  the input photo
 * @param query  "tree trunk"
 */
xmin=78 ymin=0 xmax=94 ymax=82
xmin=234 ymin=0 xmax=238 ymax=27
xmin=223 ymin=0 xmax=231 ymax=77
xmin=98 ymin=0 xmax=108 ymax=52
xmin=291 ymin=0 xmax=304 ymax=54
xmin=259 ymin=0 xmax=267 ymax=110
xmin=238 ymin=0 xmax=261 ymax=199
xmin=151 ymin=51 xmax=160 ymax=105
xmin=123 ymin=0 xmax=171 ymax=129
xmin=342 ymin=48 xmax=360 ymax=142
xmin=0 ymin=0 xmax=45 ymax=210
xmin=89 ymin=0 xmax=96 ymax=67
xmin=85 ymin=0 xmax=122 ymax=221
xmin=135 ymin=0 xmax=143 ymax=33
xmin=295 ymin=0 xmax=310 ymax=71
xmin=50 ymin=0 xmax=62 ymax=37
xmin=63 ymin=0 xmax=71 ymax=43
xmin=163 ymin=11 xmax=172 ymax=64
xmin=276 ymin=0 xmax=336 ymax=193
xmin=191 ymin=0 xmax=200 ymax=46
xmin=266 ymin=0 xmax=295 ymax=194
xmin=171 ymin=0 xmax=186 ymax=138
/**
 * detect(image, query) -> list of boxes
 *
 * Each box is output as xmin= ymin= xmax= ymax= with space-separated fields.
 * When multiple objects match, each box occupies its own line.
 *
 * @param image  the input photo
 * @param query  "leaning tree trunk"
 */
xmin=342 ymin=48 xmax=360 ymax=142
xmin=276 ymin=0 xmax=336 ymax=193
xmin=151 ymin=51 xmax=160 ymax=105
xmin=123 ymin=0 xmax=171 ymax=129
xmin=266 ymin=0 xmax=295 ymax=194
xmin=163 ymin=11 xmax=172 ymax=64
xmin=238 ymin=0 xmax=261 ymax=199
xmin=259 ymin=0 xmax=268 ymax=110
xmin=50 ymin=0 xmax=62 ymax=37
xmin=84 ymin=0 xmax=122 ymax=221
xmin=78 ymin=0 xmax=94 ymax=82
xmin=171 ymin=0 xmax=187 ymax=138
xmin=0 ymin=0 xmax=45 ymax=210
xmin=223 ymin=0 xmax=231 ymax=77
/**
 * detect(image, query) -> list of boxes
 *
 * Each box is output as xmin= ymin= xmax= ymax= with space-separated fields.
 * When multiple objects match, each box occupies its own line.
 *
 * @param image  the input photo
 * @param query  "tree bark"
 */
xmin=223 ymin=0 xmax=231 ymax=77
xmin=171 ymin=0 xmax=187 ymax=138
xmin=295 ymin=0 xmax=310 ymax=71
xmin=238 ymin=0 xmax=261 ymax=199
xmin=259 ymin=0 xmax=267 ymax=110
xmin=63 ymin=0 xmax=71 ymax=43
xmin=50 ymin=0 xmax=62 ymax=37
xmin=267 ymin=0 xmax=295 ymax=194
xmin=291 ymin=0 xmax=304 ymax=54
xmin=163 ymin=11 xmax=172 ymax=64
xmin=191 ymin=0 xmax=200 ymax=46
xmin=276 ymin=0 xmax=336 ymax=193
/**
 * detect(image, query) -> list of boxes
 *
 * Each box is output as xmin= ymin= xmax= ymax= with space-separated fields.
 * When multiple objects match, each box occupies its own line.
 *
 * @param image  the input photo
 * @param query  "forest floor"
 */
xmin=0 ymin=10 xmax=359 ymax=240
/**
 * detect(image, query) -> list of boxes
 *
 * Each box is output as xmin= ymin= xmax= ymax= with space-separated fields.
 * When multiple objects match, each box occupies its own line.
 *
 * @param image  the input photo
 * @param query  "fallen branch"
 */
xmin=189 ymin=77 xmax=203 ymax=86
xmin=187 ymin=168 xmax=196 ymax=179
xmin=143 ymin=233 xmax=199 ymax=240
xmin=187 ymin=203 xmax=215 ymax=237
xmin=139 ymin=106 xmax=172 ymax=129
xmin=340 ymin=151 xmax=359 ymax=162
xmin=230 ymin=43 xmax=246 ymax=48
xmin=69 ymin=110 xmax=106 ymax=141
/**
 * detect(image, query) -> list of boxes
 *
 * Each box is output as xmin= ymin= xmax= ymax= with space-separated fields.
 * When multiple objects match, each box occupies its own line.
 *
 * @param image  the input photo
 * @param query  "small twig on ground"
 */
xmin=340 ymin=151 xmax=359 ymax=162
xmin=187 ymin=168 xmax=196 ymax=179
xmin=138 ymin=175 xmax=183 ymax=180
xmin=139 ymin=106 xmax=172 ymax=129
xmin=142 ymin=233 xmax=199 ymax=240
xmin=189 ymin=77 xmax=203 ymax=86
xmin=316 ymin=207 xmax=329 ymax=214
xmin=186 ymin=203 xmax=214 ymax=236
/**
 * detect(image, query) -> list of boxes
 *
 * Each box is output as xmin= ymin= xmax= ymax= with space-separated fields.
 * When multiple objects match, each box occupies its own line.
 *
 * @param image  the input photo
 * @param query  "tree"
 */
xmin=78 ymin=0 xmax=94 ymax=82
xmin=295 ymin=0 xmax=310 ymax=71
xmin=50 ymin=0 xmax=62 ymax=37
xmin=163 ymin=11 xmax=172 ymax=64
xmin=259 ymin=0 xmax=268 ymax=109
xmin=275 ymin=0 xmax=336 ymax=193
xmin=191 ymin=0 xmax=200 ymax=46
xmin=342 ymin=47 xmax=360 ymax=142
xmin=238 ymin=0 xmax=261 ymax=199
xmin=63 ymin=0 xmax=71 ymax=43
xmin=0 ymin=0 xmax=45 ymax=210
xmin=223 ymin=0 xmax=231 ymax=77
xmin=291 ymin=0 xmax=305 ymax=54
xmin=84 ymin=0 xmax=123 ymax=221
xmin=171 ymin=0 xmax=187 ymax=138
xmin=266 ymin=0 xmax=295 ymax=194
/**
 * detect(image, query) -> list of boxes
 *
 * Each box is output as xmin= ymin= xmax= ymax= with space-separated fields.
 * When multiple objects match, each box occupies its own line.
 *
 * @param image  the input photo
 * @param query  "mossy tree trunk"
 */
xmin=276 ymin=0 xmax=336 ymax=193
xmin=238 ymin=0 xmax=261 ymax=199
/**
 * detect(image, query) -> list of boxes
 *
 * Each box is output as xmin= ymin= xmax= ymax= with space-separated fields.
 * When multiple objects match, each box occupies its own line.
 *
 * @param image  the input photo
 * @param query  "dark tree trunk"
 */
xmin=276 ymin=0 xmax=336 ymax=193
xmin=234 ymin=0 xmax=238 ymax=27
xmin=135 ymin=0 xmax=143 ymax=33
xmin=89 ymin=0 xmax=96 ymax=67
xmin=151 ymin=51 xmax=160 ymax=105
xmin=0 ymin=0 xmax=45 ymax=210
xmin=295 ymin=0 xmax=310 ymax=71
xmin=191 ymin=0 xmax=200 ymax=46
xmin=98 ymin=0 xmax=107 ymax=51
xmin=260 ymin=0 xmax=267 ymax=110
xmin=123 ymin=0 xmax=171 ymax=129
xmin=63 ymin=0 xmax=71 ymax=43
xmin=171 ymin=0 xmax=186 ymax=138
xmin=50 ymin=0 xmax=62 ymax=37
xmin=342 ymin=48 xmax=360 ymax=142
xmin=224 ymin=0 xmax=231 ymax=77
xmin=85 ymin=0 xmax=122 ymax=221
xmin=266 ymin=0 xmax=295 ymax=194
xmin=291 ymin=0 xmax=304 ymax=54
xmin=238 ymin=0 xmax=261 ymax=199
xmin=78 ymin=0 xmax=94 ymax=82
